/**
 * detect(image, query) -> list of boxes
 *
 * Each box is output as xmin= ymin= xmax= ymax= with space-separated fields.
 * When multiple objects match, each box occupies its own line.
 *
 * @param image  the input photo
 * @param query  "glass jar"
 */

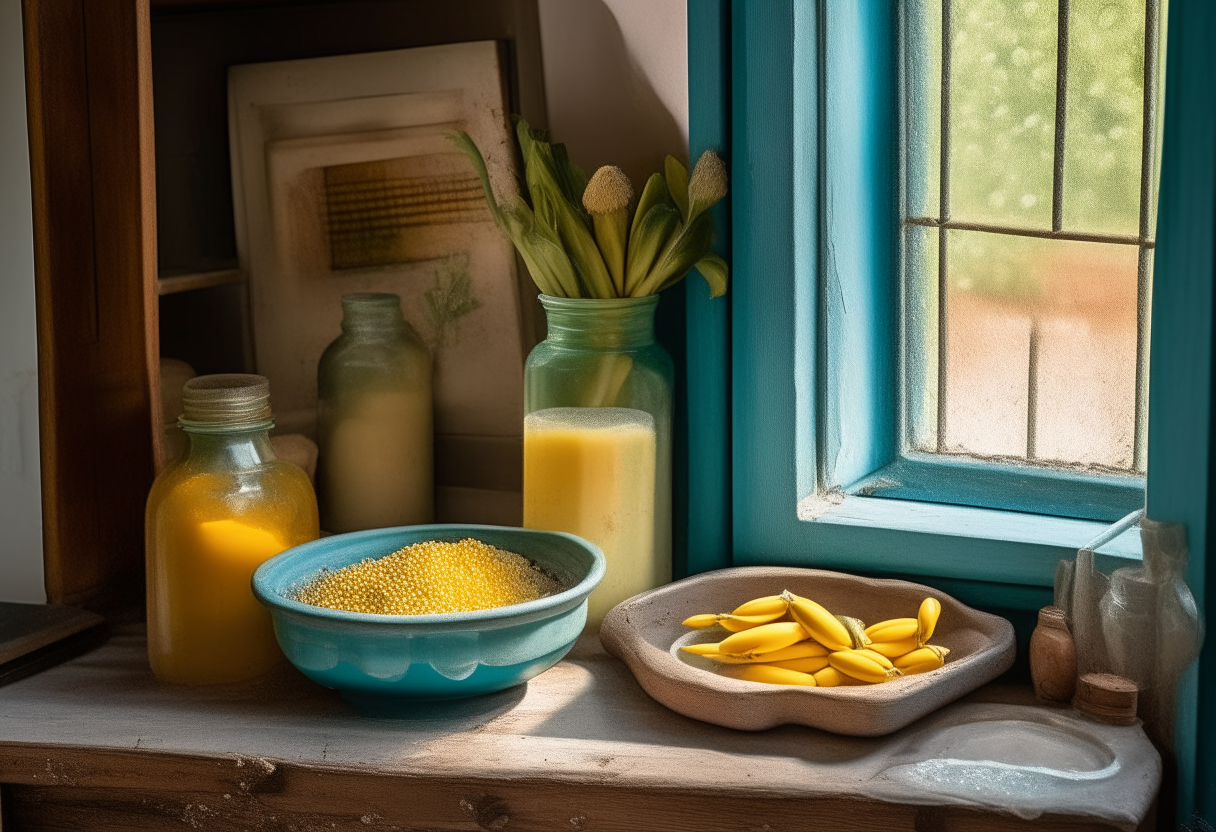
xmin=145 ymin=374 xmax=319 ymax=684
xmin=1100 ymin=566 xmax=1158 ymax=693
xmin=523 ymin=295 xmax=673 ymax=628
xmin=317 ymin=293 xmax=434 ymax=533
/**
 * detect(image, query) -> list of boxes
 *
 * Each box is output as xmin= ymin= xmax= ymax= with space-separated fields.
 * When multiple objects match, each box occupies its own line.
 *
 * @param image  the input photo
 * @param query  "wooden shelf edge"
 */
xmin=157 ymin=269 xmax=244 ymax=296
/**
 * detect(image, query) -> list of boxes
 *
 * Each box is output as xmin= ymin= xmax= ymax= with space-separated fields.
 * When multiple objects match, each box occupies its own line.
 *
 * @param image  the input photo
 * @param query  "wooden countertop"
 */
xmin=0 ymin=625 xmax=1159 ymax=831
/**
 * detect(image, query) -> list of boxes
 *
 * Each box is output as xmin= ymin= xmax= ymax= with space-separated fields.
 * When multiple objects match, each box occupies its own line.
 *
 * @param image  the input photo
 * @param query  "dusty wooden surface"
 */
xmin=0 ymin=626 xmax=1158 ymax=831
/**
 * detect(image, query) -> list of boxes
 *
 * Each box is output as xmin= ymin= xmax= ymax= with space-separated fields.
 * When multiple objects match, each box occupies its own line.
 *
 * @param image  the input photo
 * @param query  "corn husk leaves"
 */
xmin=453 ymin=119 xmax=729 ymax=298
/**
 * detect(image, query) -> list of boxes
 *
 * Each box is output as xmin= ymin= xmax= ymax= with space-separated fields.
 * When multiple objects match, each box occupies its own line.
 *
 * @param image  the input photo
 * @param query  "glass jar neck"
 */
xmin=541 ymin=295 xmax=659 ymax=349
xmin=185 ymin=429 xmax=277 ymax=470
xmin=341 ymin=294 xmax=406 ymax=338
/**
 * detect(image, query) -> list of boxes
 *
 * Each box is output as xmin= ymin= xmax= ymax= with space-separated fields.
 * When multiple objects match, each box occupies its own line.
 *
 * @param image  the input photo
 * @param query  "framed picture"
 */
xmin=229 ymin=42 xmax=530 ymax=524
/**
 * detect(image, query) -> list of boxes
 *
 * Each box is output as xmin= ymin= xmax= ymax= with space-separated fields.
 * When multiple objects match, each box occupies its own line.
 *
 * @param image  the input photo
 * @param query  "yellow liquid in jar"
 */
xmin=523 ymin=407 xmax=657 ymax=629
xmin=320 ymin=388 xmax=433 ymax=533
xmin=146 ymin=460 xmax=319 ymax=684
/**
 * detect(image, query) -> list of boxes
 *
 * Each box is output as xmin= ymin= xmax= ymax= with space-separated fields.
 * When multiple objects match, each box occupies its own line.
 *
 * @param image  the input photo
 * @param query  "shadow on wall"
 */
xmin=538 ymin=0 xmax=687 ymax=188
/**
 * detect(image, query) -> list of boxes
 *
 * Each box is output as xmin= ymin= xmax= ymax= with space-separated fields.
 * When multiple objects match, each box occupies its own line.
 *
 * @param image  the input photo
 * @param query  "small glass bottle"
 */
xmin=317 ymin=293 xmax=434 ymax=533
xmin=522 ymin=295 xmax=673 ymax=629
xmin=145 ymin=374 xmax=319 ymax=684
xmin=1029 ymin=605 xmax=1077 ymax=706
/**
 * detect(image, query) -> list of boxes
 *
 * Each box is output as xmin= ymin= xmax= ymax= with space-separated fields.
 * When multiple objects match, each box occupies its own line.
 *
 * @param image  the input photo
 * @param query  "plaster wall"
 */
xmin=538 ymin=0 xmax=688 ymax=191
xmin=0 ymin=0 xmax=46 ymax=603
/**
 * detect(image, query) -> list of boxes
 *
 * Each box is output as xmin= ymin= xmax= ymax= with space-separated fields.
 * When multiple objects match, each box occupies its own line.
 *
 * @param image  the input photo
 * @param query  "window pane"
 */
xmin=940 ymin=230 xmax=1032 ymax=458
xmin=949 ymin=0 xmax=1057 ymax=228
xmin=1061 ymin=0 xmax=1146 ymax=235
xmin=903 ymin=0 xmax=1162 ymax=478
xmin=905 ymin=224 xmax=940 ymax=450
xmin=940 ymin=230 xmax=1138 ymax=469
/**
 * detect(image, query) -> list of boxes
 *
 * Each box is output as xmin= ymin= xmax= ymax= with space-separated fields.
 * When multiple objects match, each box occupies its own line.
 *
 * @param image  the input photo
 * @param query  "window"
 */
xmin=686 ymin=0 xmax=1216 ymax=820
xmin=854 ymin=0 xmax=1166 ymax=521
xmin=908 ymin=0 xmax=1162 ymax=471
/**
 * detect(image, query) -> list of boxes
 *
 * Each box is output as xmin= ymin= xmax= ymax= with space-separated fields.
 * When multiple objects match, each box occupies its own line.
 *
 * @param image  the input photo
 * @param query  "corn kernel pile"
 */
xmin=293 ymin=538 xmax=563 ymax=615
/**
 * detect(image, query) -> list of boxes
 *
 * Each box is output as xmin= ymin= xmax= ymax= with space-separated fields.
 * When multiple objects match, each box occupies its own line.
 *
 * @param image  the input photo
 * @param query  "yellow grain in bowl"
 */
xmin=292 ymin=537 xmax=565 ymax=615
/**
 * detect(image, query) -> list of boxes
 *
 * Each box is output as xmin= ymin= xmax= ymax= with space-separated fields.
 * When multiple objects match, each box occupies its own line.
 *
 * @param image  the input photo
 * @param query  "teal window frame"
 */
xmin=686 ymin=0 xmax=1215 ymax=822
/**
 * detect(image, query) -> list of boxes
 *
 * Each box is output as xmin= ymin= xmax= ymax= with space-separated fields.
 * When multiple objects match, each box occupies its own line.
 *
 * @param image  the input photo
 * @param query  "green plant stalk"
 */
xmin=624 ymin=203 xmax=681 ymax=296
xmin=678 ymin=252 xmax=729 ymax=298
xmin=450 ymin=131 xmax=507 ymax=227
xmin=630 ymin=211 xmax=716 ymax=297
xmin=593 ymin=210 xmax=630 ymax=295
xmin=583 ymin=353 xmax=634 ymax=407
xmin=451 ymin=130 xmax=577 ymax=297
xmin=457 ymin=123 xmax=728 ymax=300
xmin=502 ymin=210 xmax=580 ymax=297
xmin=630 ymin=173 xmax=675 ymax=244
xmin=523 ymin=139 xmax=563 ymax=234
xmin=687 ymin=149 xmax=729 ymax=223
xmin=522 ymin=135 xmax=614 ymax=298
xmin=514 ymin=118 xmax=589 ymax=213
xmin=552 ymin=141 xmax=591 ymax=214
xmin=665 ymin=156 xmax=690 ymax=222
xmin=556 ymin=206 xmax=616 ymax=298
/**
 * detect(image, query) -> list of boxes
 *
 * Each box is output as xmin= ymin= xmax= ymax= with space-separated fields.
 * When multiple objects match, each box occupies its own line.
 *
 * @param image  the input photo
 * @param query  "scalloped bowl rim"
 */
xmin=253 ymin=523 xmax=606 ymax=627
xmin=599 ymin=565 xmax=1017 ymax=735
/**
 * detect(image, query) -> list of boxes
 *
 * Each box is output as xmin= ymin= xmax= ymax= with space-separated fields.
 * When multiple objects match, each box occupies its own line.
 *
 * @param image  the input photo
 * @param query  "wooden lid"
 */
xmin=1075 ymin=673 xmax=1138 ymax=725
xmin=1037 ymin=605 xmax=1070 ymax=631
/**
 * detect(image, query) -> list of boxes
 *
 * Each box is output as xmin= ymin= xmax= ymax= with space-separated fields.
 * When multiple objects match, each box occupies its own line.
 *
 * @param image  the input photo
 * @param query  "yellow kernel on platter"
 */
xmin=292 ymin=538 xmax=563 ymax=615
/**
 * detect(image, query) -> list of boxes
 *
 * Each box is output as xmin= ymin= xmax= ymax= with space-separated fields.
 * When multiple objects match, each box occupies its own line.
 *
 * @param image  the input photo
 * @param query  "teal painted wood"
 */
xmin=819 ymin=0 xmax=900 ymax=491
xmin=851 ymin=453 xmax=1145 ymax=523
xmin=730 ymin=0 xmax=800 ymax=558
xmin=1144 ymin=0 xmax=1216 ymax=824
xmin=794 ymin=0 xmax=819 ymax=501
xmin=897 ymin=576 xmax=1053 ymax=623
xmin=771 ymin=494 xmax=1111 ymax=586
xmin=685 ymin=0 xmax=733 ymax=576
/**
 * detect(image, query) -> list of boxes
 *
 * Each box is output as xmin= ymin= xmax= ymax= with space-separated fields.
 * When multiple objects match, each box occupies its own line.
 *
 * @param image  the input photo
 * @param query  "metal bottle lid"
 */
xmin=178 ymin=374 xmax=274 ymax=432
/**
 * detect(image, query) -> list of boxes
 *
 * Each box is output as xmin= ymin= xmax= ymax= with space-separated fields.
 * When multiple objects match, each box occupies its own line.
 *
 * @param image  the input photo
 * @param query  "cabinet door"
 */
xmin=24 ymin=0 xmax=159 ymax=609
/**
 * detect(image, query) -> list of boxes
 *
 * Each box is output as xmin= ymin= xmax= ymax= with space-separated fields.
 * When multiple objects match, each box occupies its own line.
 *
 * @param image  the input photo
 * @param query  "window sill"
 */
xmin=845 ymin=452 xmax=1146 ymax=524
xmin=797 ymin=493 xmax=1142 ymax=588
xmin=0 ymin=622 xmax=1160 ymax=830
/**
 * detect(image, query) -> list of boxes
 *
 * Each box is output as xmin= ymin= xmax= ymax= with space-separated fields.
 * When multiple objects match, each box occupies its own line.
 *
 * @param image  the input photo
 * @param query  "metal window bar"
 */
xmin=1052 ymin=0 xmax=1070 ymax=235
xmin=1134 ymin=0 xmax=1161 ymax=472
xmin=911 ymin=0 xmax=1160 ymax=472
xmin=936 ymin=0 xmax=952 ymax=454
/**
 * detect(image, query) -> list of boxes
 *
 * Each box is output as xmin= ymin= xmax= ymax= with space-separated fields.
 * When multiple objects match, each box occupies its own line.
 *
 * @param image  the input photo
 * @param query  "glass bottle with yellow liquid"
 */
xmin=523 ymin=295 xmax=672 ymax=628
xmin=146 ymin=374 xmax=319 ymax=684
xmin=317 ymin=293 xmax=434 ymax=533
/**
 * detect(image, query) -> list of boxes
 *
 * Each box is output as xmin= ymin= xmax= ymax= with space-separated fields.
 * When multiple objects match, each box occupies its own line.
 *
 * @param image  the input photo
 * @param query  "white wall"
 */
xmin=537 ymin=0 xmax=688 ymax=192
xmin=0 ymin=0 xmax=46 ymax=603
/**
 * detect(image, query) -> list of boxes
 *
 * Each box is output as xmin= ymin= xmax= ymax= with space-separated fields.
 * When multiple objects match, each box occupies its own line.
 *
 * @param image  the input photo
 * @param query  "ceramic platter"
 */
xmin=600 ymin=566 xmax=1016 ymax=736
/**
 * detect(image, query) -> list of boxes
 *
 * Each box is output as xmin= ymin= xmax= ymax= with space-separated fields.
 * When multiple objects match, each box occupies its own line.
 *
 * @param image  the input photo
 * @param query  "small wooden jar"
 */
xmin=1029 ymin=605 xmax=1077 ymax=706
xmin=1075 ymin=672 xmax=1139 ymax=725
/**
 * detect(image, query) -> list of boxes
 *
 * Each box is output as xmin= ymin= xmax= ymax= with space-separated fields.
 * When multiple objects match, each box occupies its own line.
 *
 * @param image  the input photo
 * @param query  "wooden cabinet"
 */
xmin=22 ymin=0 xmax=546 ymax=611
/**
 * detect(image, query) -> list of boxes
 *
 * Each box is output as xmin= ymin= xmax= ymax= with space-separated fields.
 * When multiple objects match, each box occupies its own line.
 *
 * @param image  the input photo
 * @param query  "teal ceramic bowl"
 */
xmin=252 ymin=524 xmax=604 ymax=703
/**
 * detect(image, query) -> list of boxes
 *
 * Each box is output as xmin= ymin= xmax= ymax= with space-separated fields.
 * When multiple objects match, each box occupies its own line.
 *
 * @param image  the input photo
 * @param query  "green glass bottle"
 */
xmin=317 ymin=293 xmax=434 ymax=533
